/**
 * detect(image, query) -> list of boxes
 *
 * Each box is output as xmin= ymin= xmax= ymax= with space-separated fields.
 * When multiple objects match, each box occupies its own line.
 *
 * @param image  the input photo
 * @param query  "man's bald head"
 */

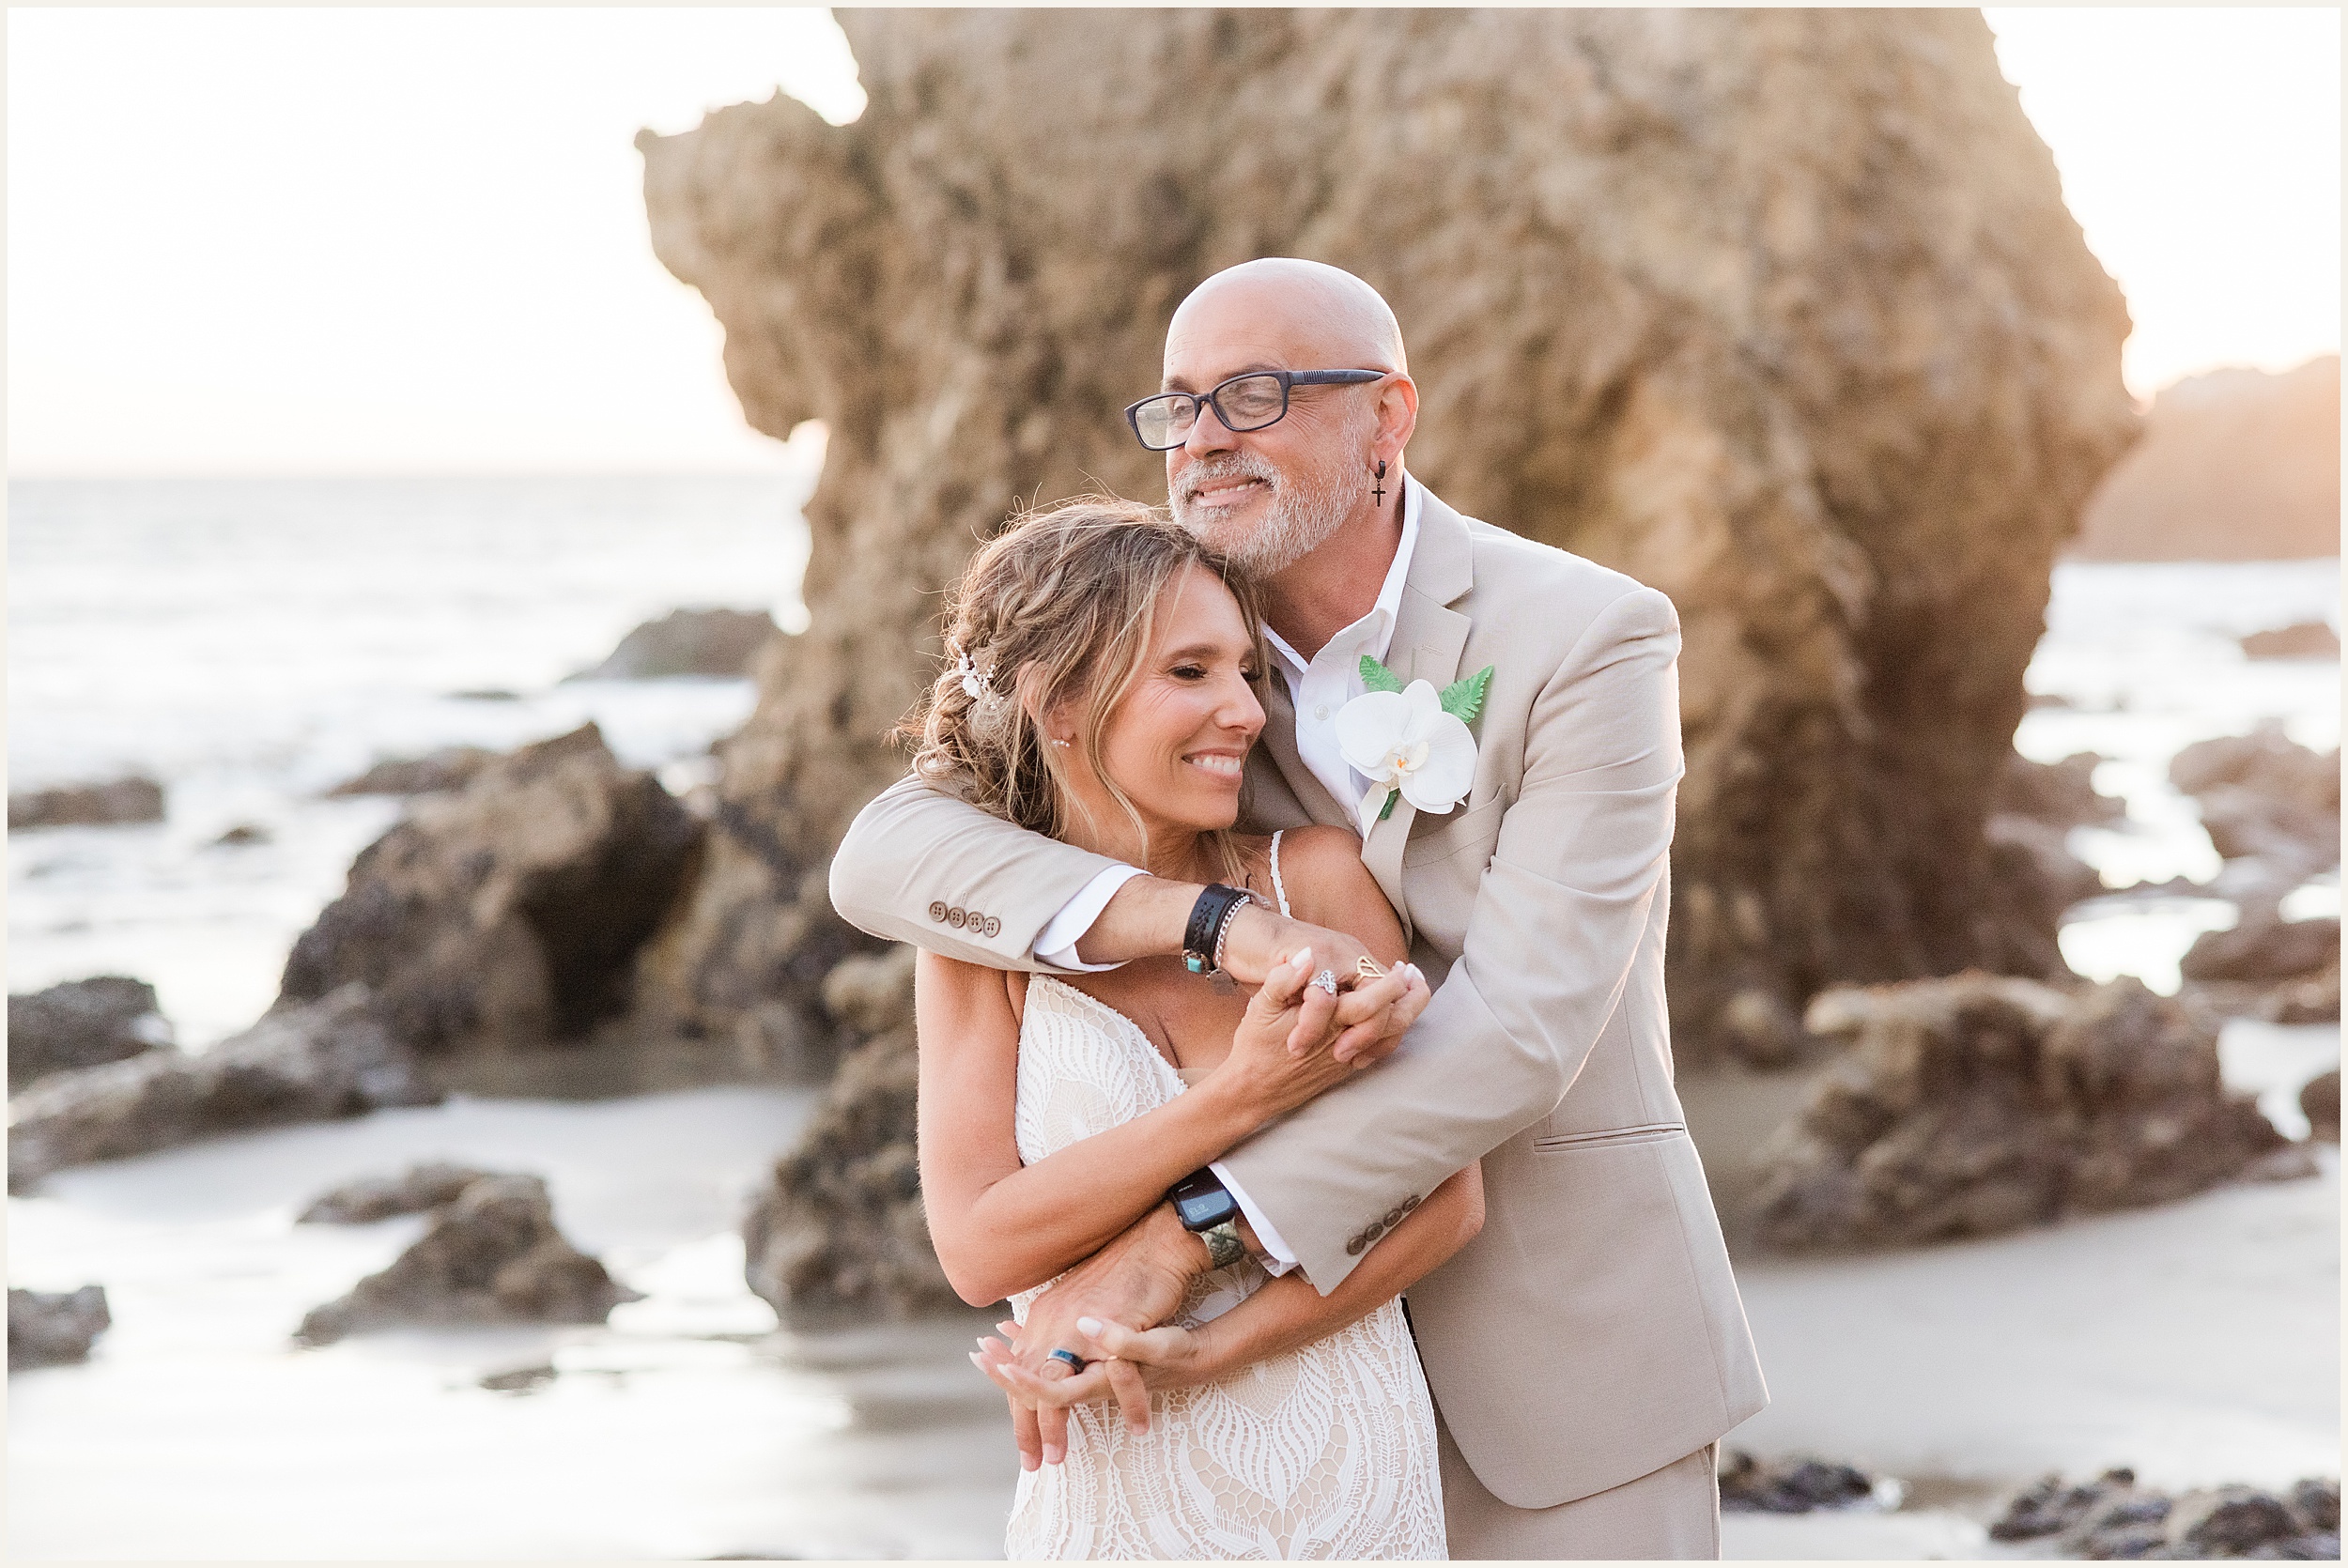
xmin=1166 ymin=258 xmax=1407 ymax=376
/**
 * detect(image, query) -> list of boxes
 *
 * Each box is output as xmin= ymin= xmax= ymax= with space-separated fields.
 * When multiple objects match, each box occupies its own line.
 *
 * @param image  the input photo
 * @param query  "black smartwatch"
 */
xmin=1168 ymin=1167 xmax=1247 ymax=1268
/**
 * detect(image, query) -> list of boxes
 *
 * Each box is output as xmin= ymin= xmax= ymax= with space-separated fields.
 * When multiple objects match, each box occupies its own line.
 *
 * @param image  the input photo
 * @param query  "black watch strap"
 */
xmin=1182 ymin=884 xmax=1252 ymax=976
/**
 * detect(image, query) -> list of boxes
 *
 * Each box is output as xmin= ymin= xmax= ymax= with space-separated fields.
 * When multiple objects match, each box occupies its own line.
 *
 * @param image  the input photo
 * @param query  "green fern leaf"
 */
xmin=1358 ymin=654 xmax=1405 ymax=694
xmin=1439 ymin=666 xmax=1494 ymax=726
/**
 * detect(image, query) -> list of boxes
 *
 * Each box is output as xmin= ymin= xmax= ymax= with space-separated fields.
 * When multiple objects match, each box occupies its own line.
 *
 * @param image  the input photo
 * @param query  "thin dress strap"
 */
xmin=1268 ymin=830 xmax=1292 ymax=917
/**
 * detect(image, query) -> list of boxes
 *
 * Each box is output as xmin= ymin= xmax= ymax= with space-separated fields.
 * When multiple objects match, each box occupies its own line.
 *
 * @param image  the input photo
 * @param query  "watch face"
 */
xmin=1176 ymin=1190 xmax=1238 ymax=1229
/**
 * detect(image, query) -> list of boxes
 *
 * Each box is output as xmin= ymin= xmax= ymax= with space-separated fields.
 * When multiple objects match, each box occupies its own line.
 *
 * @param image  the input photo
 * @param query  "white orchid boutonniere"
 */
xmin=1336 ymin=655 xmax=1494 ymax=824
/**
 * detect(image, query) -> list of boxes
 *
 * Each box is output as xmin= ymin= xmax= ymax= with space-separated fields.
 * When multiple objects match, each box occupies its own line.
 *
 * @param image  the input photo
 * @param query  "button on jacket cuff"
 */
xmin=1211 ymin=1161 xmax=1300 ymax=1277
xmin=1033 ymin=864 xmax=1148 ymax=971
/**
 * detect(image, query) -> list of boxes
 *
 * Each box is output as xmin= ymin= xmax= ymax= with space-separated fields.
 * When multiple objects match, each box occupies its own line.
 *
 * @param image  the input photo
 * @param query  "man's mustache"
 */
xmin=1178 ymin=454 xmax=1281 ymax=503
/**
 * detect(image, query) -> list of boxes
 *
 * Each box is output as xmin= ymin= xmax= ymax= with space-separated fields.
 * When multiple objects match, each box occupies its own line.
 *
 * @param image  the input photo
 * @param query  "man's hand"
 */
xmin=987 ymin=1204 xmax=1204 ymax=1468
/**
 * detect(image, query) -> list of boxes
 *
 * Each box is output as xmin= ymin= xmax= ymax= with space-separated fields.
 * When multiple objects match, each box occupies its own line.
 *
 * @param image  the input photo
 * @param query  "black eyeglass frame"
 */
xmin=1123 ymin=368 xmax=1390 ymax=451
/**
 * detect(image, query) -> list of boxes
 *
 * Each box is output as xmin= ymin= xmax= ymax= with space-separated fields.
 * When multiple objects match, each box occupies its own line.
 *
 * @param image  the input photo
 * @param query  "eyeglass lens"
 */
xmin=1132 ymin=373 xmax=1290 ymax=449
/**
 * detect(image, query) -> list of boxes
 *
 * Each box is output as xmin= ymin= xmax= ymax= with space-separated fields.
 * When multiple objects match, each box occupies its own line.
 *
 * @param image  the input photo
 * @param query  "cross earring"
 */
xmin=1372 ymin=459 xmax=1387 ymax=503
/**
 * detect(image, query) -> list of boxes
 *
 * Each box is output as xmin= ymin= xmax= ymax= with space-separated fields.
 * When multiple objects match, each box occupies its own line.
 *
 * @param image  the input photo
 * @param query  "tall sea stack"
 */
xmin=631 ymin=8 xmax=2136 ymax=1055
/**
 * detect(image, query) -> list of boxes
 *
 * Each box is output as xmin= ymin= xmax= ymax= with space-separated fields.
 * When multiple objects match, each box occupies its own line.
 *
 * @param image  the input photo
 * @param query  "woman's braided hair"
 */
xmin=899 ymin=495 xmax=1269 ymax=876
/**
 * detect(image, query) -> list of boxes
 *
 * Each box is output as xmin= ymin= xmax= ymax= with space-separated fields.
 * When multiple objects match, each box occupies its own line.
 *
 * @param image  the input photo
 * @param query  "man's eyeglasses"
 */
xmin=1124 ymin=369 xmax=1389 ymax=452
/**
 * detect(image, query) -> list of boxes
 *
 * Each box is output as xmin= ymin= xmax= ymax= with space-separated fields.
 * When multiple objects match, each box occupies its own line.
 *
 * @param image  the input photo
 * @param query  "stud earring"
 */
xmin=1372 ymin=458 xmax=1387 ymax=504
xmin=1050 ymin=738 xmax=1072 ymax=749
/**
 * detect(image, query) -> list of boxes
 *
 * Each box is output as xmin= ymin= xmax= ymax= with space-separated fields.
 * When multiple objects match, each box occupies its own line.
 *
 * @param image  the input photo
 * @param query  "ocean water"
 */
xmin=6 ymin=492 xmax=2339 ymax=1560
xmin=8 ymin=472 xmax=816 ymax=1044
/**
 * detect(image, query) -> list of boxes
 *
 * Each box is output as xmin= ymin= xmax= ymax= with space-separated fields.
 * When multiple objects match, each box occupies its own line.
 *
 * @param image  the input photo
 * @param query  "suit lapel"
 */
xmin=1359 ymin=486 xmax=1476 ymax=937
xmin=1256 ymin=666 xmax=1354 ymax=830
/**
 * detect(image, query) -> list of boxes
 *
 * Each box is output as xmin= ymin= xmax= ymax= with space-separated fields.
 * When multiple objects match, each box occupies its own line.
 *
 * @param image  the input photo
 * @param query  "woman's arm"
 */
xmin=918 ymin=945 xmax=1417 ymax=1306
xmin=975 ymin=1159 xmax=1485 ymax=1429
xmin=1168 ymin=1158 xmax=1483 ymax=1390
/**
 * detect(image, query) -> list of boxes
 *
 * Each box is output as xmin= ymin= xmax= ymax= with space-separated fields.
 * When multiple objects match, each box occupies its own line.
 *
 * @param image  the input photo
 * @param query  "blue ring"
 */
xmin=1047 ymin=1347 xmax=1088 ymax=1373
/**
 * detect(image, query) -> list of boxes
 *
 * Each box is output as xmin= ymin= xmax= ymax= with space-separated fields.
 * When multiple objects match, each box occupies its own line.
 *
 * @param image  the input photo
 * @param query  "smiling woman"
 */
xmin=6 ymin=8 xmax=863 ymax=475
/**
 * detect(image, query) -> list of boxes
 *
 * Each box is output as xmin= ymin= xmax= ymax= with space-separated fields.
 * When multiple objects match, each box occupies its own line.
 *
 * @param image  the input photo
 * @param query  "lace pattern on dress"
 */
xmin=1002 ymin=853 xmax=1446 ymax=1559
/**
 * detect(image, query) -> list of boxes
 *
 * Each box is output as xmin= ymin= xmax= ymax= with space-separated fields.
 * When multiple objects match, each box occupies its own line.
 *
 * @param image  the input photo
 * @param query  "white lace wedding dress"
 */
xmin=1003 ymin=835 xmax=1447 ymax=1560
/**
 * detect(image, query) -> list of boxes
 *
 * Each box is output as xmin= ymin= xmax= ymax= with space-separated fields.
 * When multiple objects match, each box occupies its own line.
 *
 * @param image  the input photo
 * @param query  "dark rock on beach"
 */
xmin=742 ymin=946 xmax=961 ymax=1325
xmin=1992 ymin=1468 xmax=2146 ymax=1544
xmin=8 ymin=1285 xmax=111 ymax=1371
xmin=2181 ymin=903 xmax=2340 ymax=985
xmin=8 ymin=984 xmax=438 ymax=1193
xmin=2179 ymin=897 xmax=2342 ymax=1026
xmin=2301 ymin=1069 xmax=2340 ymax=1144
xmin=211 ymin=822 xmax=272 ymax=847
xmin=298 ymin=1161 xmax=507 ymax=1224
xmin=1753 ymin=974 xmax=2287 ymax=1250
xmin=633 ymin=8 xmax=2136 ymax=1059
xmin=8 ymin=976 xmax=172 ymax=1094
xmin=2242 ymin=623 xmax=2341 ymax=661
xmin=1985 ymin=812 xmax=2107 ymax=913
xmin=281 ymin=724 xmax=703 ymax=1057
xmin=565 ymin=607 xmax=779 ymax=682
xmin=1716 ymin=1450 xmax=1877 ymax=1514
xmin=2170 ymin=724 xmax=2341 ymax=879
xmin=325 ymin=746 xmax=499 ymax=798
xmin=8 ymin=776 xmax=165 ymax=832
xmin=296 ymin=1173 xmax=640 ymax=1345
xmin=1999 ymin=751 xmax=2126 ymax=831
xmin=1985 ymin=1468 xmax=2345 ymax=1559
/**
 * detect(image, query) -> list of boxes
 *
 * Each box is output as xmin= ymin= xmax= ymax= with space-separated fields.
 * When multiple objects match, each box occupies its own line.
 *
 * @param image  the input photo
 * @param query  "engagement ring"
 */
xmin=1310 ymin=970 xmax=1339 ymax=996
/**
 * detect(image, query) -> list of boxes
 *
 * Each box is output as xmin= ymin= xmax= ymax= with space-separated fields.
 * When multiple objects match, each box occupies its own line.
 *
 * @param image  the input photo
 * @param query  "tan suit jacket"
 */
xmin=828 ymin=484 xmax=1767 ymax=1510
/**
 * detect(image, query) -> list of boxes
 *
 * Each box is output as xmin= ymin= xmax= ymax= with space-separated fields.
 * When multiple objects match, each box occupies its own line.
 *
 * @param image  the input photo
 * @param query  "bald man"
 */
xmin=830 ymin=257 xmax=1767 ymax=1558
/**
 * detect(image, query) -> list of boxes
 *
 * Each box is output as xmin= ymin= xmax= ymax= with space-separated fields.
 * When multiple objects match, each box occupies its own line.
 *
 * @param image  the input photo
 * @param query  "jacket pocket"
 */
xmin=1532 ymin=1121 xmax=1687 ymax=1153
xmin=1402 ymin=795 xmax=1506 ymax=869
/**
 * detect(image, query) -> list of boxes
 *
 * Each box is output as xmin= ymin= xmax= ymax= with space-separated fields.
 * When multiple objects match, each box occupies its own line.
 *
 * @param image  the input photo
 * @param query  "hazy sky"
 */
xmin=8 ymin=8 xmax=2340 ymax=476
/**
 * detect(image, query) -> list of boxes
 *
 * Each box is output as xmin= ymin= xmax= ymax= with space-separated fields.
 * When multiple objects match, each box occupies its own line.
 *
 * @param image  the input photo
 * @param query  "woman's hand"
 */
xmin=971 ymin=1314 xmax=1215 ymax=1440
xmin=1211 ymin=948 xmax=1430 ymax=1125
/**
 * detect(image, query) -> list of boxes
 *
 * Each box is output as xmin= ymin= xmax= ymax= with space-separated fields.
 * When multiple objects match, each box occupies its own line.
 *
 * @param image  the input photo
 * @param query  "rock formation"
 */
xmin=8 ymin=1285 xmax=111 ymax=1371
xmin=2071 ymin=355 xmax=2340 ymax=561
xmin=281 ymin=724 xmax=702 ymax=1056
xmin=294 ymin=1173 xmax=640 ymax=1345
xmin=8 ymin=985 xmax=438 ymax=1193
xmin=298 ymin=1161 xmax=506 ymax=1224
xmin=8 ymin=776 xmax=164 ymax=831
xmin=741 ymin=946 xmax=963 ymax=1324
xmin=2170 ymin=723 xmax=2342 ymax=895
xmin=2302 ymin=1068 xmax=2340 ymax=1143
xmin=326 ymin=746 xmax=498 ymax=798
xmin=565 ymin=607 xmax=779 ymax=681
xmin=1752 ymin=973 xmax=2286 ymax=1250
xmin=8 ymin=976 xmax=172 ymax=1094
xmin=2181 ymin=905 xmax=2340 ymax=986
xmin=1990 ymin=1468 xmax=2340 ymax=1560
xmin=1982 ymin=750 xmax=2119 ymax=915
xmin=2243 ymin=622 xmax=2340 ymax=661
xmin=1716 ymin=1452 xmax=1879 ymax=1514
xmin=633 ymin=8 xmax=2138 ymax=1057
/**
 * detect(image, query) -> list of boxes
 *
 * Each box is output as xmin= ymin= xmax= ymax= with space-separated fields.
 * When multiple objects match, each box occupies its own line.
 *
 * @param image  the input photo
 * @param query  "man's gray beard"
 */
xmin=1172 ymin=448 xmax=1372 ymax=576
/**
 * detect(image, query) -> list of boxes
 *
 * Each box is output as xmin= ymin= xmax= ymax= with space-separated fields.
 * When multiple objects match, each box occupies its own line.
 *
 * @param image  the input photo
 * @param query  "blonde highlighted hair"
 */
xmin=899 ymin=496 xmax=1269 ymax=882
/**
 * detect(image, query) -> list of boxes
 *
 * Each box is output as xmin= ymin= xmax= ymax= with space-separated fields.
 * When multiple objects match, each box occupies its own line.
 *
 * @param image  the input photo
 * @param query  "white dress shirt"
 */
xmin=1030 ymin=476 xmax=1426 ymax=1277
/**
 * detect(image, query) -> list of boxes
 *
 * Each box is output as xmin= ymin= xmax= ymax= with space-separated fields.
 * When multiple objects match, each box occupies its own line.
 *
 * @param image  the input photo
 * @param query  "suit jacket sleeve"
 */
xmin=1217 ymin=585 xmax=1685 ymax=1292
xmin=827 ymin=771 xmax=1128 ymax=972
